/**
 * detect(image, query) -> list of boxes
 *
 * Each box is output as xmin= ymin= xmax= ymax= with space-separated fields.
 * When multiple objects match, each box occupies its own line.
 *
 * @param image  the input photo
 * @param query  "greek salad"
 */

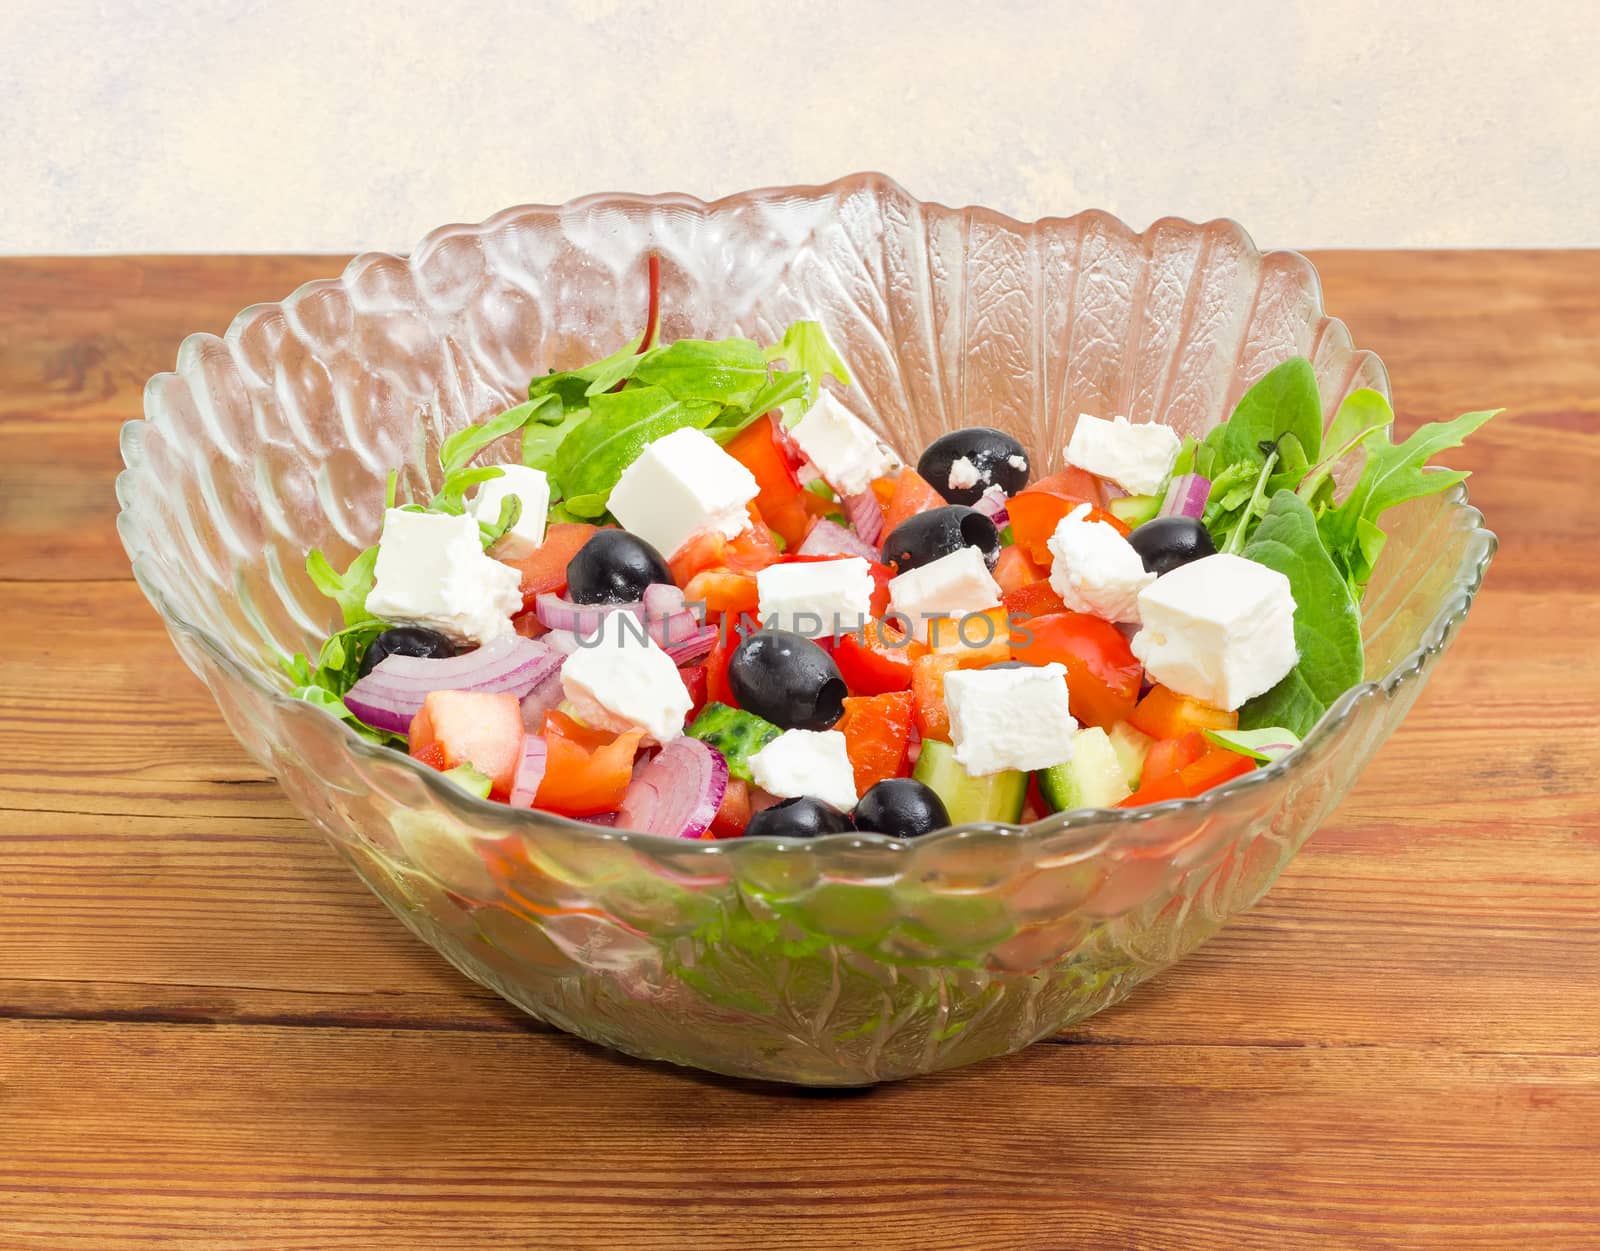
xmin=286 ymin=258 xmax=1495 ymax=840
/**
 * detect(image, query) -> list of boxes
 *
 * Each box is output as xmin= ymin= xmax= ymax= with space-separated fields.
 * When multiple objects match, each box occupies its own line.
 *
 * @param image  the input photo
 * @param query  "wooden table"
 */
xmin=1 ymin=252 xmax=1596 ymax=1250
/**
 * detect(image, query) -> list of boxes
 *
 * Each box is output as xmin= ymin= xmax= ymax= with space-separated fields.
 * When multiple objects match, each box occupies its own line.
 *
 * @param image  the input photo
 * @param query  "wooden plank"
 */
xmin=0 ymin=1021 xmax=1595 ymax=1251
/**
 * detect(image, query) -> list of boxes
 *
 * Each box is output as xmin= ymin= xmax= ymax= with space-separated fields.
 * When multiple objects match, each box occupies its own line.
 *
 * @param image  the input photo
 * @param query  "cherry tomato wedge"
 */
xmin=497 ymin=522 xmax=599 ymax=601
xmin=880 ymin=467 xmax=945 ymax=535
xmin=1001 ymin=579 xmax=1067 ymax=619
xmin=992 ymin=544 xmax=1044 ymax=594
xmin=708 ymin=777 xmax=752 ymax=838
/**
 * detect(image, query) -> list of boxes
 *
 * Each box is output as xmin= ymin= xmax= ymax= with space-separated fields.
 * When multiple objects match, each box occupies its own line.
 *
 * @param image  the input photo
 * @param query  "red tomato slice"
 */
xmin=1008 ymin=469 xmax=1127 ymax=565
xmin=535 ymin=710 xmax=644 ymax=817
xmin=708 ymin=777 xmax=752 ymax=838
xmin=1000 ymin=579 xmax=1067 ymax=619
xmin=881 ymin=467 xmax=945 ymax=535
xmin=992 ymin=544 xmax=1044 ymax=594
xmin=1009 ymin=610 xmax=1143 ymax=729
xmin=409 ymin=690 xmax=524 ymax=798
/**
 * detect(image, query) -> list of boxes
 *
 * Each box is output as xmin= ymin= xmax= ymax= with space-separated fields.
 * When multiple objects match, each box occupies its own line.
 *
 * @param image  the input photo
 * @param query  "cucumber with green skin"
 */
xmin=912 ymin=739 xmax=1027 ymax=824
xmin=1107 ymin=493 xmax=1163 ymax=528
xmin=1106 ymin=720 xmax=1154 ymax=790
xmin=1037 ymin=727 xmax=1131 ymax=812
xmin=686 ymin=702 xmax=781 ymax=783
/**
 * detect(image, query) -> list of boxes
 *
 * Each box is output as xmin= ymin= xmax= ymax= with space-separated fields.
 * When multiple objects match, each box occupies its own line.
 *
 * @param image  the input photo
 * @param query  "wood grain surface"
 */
xmin=1 ymin=251 xmax=1597 ymax=1250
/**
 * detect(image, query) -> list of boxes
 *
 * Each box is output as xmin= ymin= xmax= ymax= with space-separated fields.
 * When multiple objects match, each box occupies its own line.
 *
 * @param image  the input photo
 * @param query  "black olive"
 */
xmin=917 ymin=427 xmax=1031 ymax=506
xmin=882 ymin=506 xmax=1001 ymax=572
xmin=727 ymin=630 xmax=847 ymax=730
xmin=745 ymin=796 xmax=855 ymax=839
xmin=852 ymin=778 xmax=950 ymax=839
xmin=566 ymin=531 xmax=673 ymax=605
xmin=357 ymin=626 xmax=459 ymax=678
xmin=1127 ymin=516 xmax=1217 ymax=577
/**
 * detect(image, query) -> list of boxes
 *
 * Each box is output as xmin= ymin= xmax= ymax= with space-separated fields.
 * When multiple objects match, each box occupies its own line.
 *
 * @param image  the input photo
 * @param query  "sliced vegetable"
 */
xmin=533 ymin=591 xmax=642 ymax=636
xmin=1106 ymin=720 xmax=1154 ymax=790
xmin=796 ymin=519 xmax=881 ymax=561
xmin=1107 ymin=492 xmax=1163 ymax=528
xmin=1000 ymin=578 xmax=1067 ymax=619
xmin=617 ymin=736 xmax=729 ymax=838
xmin=442 ymin=763 xmax=494 ymax=799
xmin=879 ymin=467 xmax=944 ymax=535
xmin=724 ymin=415 xmax=813 ymax=549
xmin=992 ymin=544 xmax=1044 ymax=594
xmin=708 ymin=777 xmax=753 ymax=838
xmin=912 ymin=738 xmax=1027 ymax=824
xmin=507 ymin=735 xmax=550 ymax=808
xmin=926 ymin=607 xmax=1012 ymax=668
xmin=685 ymin=701 xmax=781 ymax=783
xmin=1121 ymin=735 xmax=1254 ymax=806
xmin=1008 ymin=468 xmax=1125 ymax=564
xmin=910 ymin=652 xmax=962 ymax=741
xmin=1158 ymin=473 xmax=1211 ymax=521
xmin=534 ymin=710 xmax=645 ymax=816
xmin=683 ymin=568 xmax=760 ymax=618
xmin=833 ymin=618 xmax=921 ymax=695
xmin=836 ymin=691 xmax=915 ymax=795
xmin=1129 ymin=684 xmax=1239 ymax=740
xmin=1204 ymin=726 xmax=1302 ymax=763
xmin=842 ymin=489 xmax=885 ymax=546
xmin=497 ymin=522 xmax=599 ymax=600
xmin=1037 ymin=727 xmax=1131 ymax=811
xmin=345 ymin=635 xmax=562 ymax=734
xmin=970 ymin=484 xmax=1010 ymax=526
xmin=408 ymin=690 xmax=525 ymax=798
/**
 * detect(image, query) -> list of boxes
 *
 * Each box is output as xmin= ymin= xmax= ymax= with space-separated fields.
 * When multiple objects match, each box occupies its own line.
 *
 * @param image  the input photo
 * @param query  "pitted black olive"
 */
xmin=882 ymin=506 xmax=1001 ymax=573
xmin=727 ymin=630 xmax=847 ymax=730
xmin=852 ymin=778 xmax=950 ymax=839
xmin=566 ymin=531 xmax=674 ymax=605
xmin=1127 ymin=516 xmax=1216 ymax=577
xmin=745 ymin=796 xmax=855 ymax=839
xmin=917 ymin=427 xmax=1031 ymax=506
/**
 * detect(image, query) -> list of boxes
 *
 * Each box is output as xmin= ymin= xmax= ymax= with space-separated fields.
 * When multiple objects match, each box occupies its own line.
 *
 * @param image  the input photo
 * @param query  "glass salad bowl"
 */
xmin=116 ymin=174 xmax=1495 ymax=1085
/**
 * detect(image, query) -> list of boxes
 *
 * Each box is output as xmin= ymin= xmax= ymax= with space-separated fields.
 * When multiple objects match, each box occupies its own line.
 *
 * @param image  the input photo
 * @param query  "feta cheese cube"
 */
xmin=887 ymin=546 xmax=1002 ymax=641
xmin=1065 ymin=414 xmax=1181 ymax=495
xmin=364 ymin=509 xmax=522 ymax=645
xmin=1047 ymin=503 xmax=1156 ymax=623
xmin=559 ymin=610 xmax=693 ymax=743
xmin=946 ymin=456 xmax=982 ymax=491
xmin=608 ymin=427 xmax=759 ymax=559
xmin=789 ymin=391 xmax=899 ymax=496
xmin=757 ymin=557 xmax=874 ymax=639
xmin=1130 ymin=553 xmax=1298 ymax=710
xmin=944 ymin=664 xmax=1078 ymax=775
xmin=746 ymin=729 xmax=858 ymax=811
xmin=470 ymin=464 xmax=550 ymax=559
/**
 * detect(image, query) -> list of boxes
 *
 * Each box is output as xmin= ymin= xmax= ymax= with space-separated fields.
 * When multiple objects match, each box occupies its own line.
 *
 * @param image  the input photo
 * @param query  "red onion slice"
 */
xmin=616 ymin=736 xmax=728 ymax=838
xmin=534 ymin=592 xmax=645 ymax=635
xmin=972 ymin=485 xmax=1010 ymax=527
xmin=662 ymin=623 xmax=719 ymax=665
xmin=519 ymin=663 xmax=566 ymax=730
xmin=507 ymin=735 xmax=549 ymax=808
xmin=797 ymin=519 xmax=880 ymax=561
xmin=1159 ymin=473 xmax=1211 ymax=520
xmin=842 ymin=490 xmax=884 ymax=546
xmin=344 ymin=636 xmax=562 ymax=733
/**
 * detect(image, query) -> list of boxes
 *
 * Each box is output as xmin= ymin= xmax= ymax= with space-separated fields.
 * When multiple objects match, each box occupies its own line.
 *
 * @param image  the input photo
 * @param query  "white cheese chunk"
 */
xmin=747 ymin=729 xmax=859 ymax=811
xmin=944 ymin=664 xmax=1078 ymax=775
xmin=1065 ymin=414 xmax=1181 ymax=495
xmin=364 ymin=509 xmax=521 ymax=645
xmin=947 ymin=456 xmax=982 ymax=491
xmin=756 ymin=557 xmax=874 ymax=639
xmin=789 ymin=391 xmax=899 ymax=496
xmin=470 ymin=464 xmax=550 ymax=559
xmin=1130 ymin=553 xmax=1298 ymax=711
xmin=559 ymin=610 xmax=693 ymax=744
xmin=1047 ymin=503 xmax=1156 ymax=623
xmin=887 ymin=546 xmax=1002 ymax=642
xmin=608 ymin=427 xmax=759 ymax=560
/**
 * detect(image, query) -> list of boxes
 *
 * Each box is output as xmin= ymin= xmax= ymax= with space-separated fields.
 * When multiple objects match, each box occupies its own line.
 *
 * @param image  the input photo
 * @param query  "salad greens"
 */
xmin=1187 ymin=358 xmax=1498 ymax=734
xmin=1204 ymin=726 xmax=1302 ymax=764
xmin=281 ymin=618 xmax=405 ymax=746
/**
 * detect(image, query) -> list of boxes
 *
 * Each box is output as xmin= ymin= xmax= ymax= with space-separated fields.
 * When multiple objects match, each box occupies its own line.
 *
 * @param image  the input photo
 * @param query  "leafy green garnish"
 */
xmin=1204 ymin=726 xmax=1303 ymax=763
xmin=1237 ymin=491 xmax=1364 ymax=736
xmin=1316 ymin=406 xmax=1500 ymax=593
xmin=764 ymin=319 xmax=853 ymax=401
xmin=280 ymin=619 xmax=405 ymax=747
xmin=305 ymin=544 xmax=380 ymax=627
xmin=552 ymin=386 xmax=722 ymax=517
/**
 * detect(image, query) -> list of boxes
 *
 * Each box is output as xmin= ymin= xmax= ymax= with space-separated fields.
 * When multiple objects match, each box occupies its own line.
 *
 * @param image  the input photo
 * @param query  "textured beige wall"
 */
xmin=5 ymin=0 xmax=1596 ymax=253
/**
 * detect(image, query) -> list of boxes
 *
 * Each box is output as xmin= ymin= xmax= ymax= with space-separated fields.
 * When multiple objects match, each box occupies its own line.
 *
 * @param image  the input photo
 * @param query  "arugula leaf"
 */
xmin=439 ymin=396 xmax=559 ymax=476
xmin=522 ymin=403 xmax=591 ymax=479
xmin=280 ymin=619 xmax=407 ymax=747
xmin=529 ymin=335 xmax=644 ymax=407
xmin=305 ymin=544 xmax=380 ymax=627
xmin=763 ymin=320 xmax=852 ymax=400
xmin=1316 ymin=408 xmax=1499 ymax=591
xmin=553 ymin=385 xmax=721 ymax=513
xmin=711 ymin=368 xmax=807 ymax=440
xmin=1296 ymin=388 xmax=1393 ymax=507
xmin=428 ymin=464 xmax=504 ymax=515
xmin=632 ymin=337 xmax=772 ymax=408
xmin=1204 ymin=726 xmax=1302 ymax=763
xmin=1237 ymin=491 xmax=1363 ymax=736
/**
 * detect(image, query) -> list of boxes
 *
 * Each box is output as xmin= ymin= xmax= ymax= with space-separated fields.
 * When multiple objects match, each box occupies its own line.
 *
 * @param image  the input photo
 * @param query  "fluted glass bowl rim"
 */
xmin=117 ymin=173 xmax=1498 ymax=863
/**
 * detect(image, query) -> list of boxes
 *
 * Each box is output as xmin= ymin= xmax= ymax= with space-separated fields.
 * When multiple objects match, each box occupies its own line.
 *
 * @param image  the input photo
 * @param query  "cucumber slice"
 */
xmin=1107 ymin=493 xmax=1162 ymax=528
xmin=912 ymin=739 xmax=1027 ymax=824
xmin=686 ymin=702 xmax=781 ymax=782
xmin=1037 ymin=727 xmax=1131 ymax=812
xmin=1107 ymin=721 xmax=1154 ymax=790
